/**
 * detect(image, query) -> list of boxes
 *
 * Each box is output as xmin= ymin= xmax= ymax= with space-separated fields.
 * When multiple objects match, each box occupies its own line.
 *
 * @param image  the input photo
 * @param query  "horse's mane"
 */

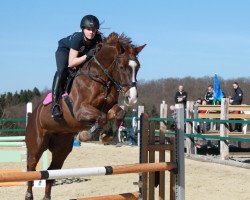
xmin=103 ymin=32 xmax=135 ymax=49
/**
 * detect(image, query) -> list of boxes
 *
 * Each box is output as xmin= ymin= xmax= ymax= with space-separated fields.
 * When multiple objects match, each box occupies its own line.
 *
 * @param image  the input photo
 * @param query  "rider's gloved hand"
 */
xmin=86 ymin=48 xmax=96 ymax=60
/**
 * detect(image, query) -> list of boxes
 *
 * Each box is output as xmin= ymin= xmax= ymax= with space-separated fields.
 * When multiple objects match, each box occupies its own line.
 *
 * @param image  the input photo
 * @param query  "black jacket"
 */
xmin=175 ymin=91 xmax=187 ymax=104
xmin=205 ymin=91 xmax=214 ymax=105
xmin=58 ymin=32 xmax=102 ymax=55
xmin=231 ymin=87 xmax=243 ymax=105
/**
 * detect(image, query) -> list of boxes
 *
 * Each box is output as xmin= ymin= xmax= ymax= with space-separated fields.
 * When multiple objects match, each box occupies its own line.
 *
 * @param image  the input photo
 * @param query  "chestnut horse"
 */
xmin=25 ymin=32 xmax=145 ymax=200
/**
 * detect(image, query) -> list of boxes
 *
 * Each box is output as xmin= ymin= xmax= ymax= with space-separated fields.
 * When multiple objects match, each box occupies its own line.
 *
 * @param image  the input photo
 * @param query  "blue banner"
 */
xmin=213 ymin=74 xmax=224 ymax=104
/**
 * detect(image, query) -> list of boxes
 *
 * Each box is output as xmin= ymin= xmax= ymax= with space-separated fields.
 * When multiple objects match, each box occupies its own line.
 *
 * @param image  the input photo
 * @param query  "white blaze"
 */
xmin=125 ymin=60 xmax=138 ymax=105
xmin=129 ymin=60 xmax=137 ymax=82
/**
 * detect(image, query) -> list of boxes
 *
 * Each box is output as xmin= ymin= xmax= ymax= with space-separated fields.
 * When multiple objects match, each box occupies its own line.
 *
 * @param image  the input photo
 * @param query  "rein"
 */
xmin=93 ymin=55 xmax=126 ymax=93
xmin=93 ymin=54 xmax=137 ymax=92
xmin=75 ymin=49 xmax=137 ymax=97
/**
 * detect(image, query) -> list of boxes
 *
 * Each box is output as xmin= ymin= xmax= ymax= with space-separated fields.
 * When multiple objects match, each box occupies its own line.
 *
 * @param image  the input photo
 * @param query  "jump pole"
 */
xmin=0 ymin=142 xmax=26 ymax=147
xmin=0 ymin=136 xmax=25 ymax=142
xmin=76 ymin=192 xmax=139 ymax=200
xmin=0 ymin=162 xmax=176 ymax=183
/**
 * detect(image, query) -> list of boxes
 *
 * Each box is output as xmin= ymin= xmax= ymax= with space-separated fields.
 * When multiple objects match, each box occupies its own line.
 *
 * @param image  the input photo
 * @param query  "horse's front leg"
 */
xmin=75 ymin=103 xmax=107 ymax=141
xmin=107 ymin=104 xmax=125 ymax=132
xmin=74 ymin=103 xmax=107 ymax=127
xmin=100 ymin=104 xmax=125 ymax=144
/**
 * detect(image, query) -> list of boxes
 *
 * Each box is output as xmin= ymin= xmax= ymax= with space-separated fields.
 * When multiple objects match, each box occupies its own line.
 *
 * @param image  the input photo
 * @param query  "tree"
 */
xmin=150 ymin=105 xmax=158 ymax=117
xmin=33 ymin=87 xmax=41 ymax=96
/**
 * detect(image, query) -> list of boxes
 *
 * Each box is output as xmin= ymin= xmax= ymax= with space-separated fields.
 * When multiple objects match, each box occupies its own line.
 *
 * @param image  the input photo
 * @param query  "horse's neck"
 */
xmin=69 ymin=46 xmax=119 ymax=103
xmin=81 ymin=50 xmax=117 ymax=80
xmin=70 ymin=61 xmax=119 ymax=100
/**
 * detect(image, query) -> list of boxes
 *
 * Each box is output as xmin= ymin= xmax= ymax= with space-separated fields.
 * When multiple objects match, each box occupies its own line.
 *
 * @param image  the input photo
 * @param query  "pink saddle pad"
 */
xmin=43 ymin=92 xmax=68 ymax=105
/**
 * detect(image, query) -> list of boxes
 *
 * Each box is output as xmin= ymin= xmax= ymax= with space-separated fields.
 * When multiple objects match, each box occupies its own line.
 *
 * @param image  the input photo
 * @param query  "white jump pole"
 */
xmin=0 ymin=162 xmax=176 ymax=183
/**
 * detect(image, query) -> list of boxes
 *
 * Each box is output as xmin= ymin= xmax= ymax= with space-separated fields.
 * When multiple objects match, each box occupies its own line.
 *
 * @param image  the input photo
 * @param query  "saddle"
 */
xmin=43 ymin=68 xmax=77 ymax=106
xmin=43 ymin=92 xmax=67 ymax=106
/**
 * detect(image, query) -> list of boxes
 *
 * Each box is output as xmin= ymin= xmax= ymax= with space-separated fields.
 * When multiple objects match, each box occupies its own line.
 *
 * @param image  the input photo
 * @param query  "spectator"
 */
xmin=194 ymin=99 xmax=205 ymax=133
xmin=205 ymin=85 xmax=214 ymax=105
xmin=200 ymin=100 xmax=208 ymax=131
xmin=200 ymin=100 xmax=207 ymax=113
xmin=204 ymin=85 xmax=214 ymax=130
xmin=170 ymin=105 xmax=176 ymax=115
xmin=174 ymin=85 xmax=188 ymax=107
xmin=196 ymin=98 xmax=202 ymax=105
xmin=117 ymin=122 xmax=126 ymax=143
xmin=169 ymin=105 xmax=176 ymax=131
xmin=229 ymin=82 xmax=243 ymax=105
xmin=229 ymin=82 xmax=243 ymax=132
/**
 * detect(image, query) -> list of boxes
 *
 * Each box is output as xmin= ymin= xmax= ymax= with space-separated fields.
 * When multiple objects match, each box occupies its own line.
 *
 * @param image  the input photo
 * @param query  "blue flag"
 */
xmin=213 ymin=73 xmax=224 ymax=104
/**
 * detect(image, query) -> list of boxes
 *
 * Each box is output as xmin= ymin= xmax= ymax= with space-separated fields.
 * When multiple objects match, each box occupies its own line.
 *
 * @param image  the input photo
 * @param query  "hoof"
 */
xmin=25 ymin=192 xmax=33 ymax=200
xmin=78 ymin=131 xmax=91 ymax=142
xmin=42 ymin=196 xmax=51 ymax=200
xmin=100 ymin=133 xmax=113 ymax=145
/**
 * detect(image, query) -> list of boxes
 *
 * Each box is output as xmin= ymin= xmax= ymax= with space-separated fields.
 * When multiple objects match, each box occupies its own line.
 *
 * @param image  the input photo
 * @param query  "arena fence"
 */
xmin=0 ymin=105 xmax=186 ymax=200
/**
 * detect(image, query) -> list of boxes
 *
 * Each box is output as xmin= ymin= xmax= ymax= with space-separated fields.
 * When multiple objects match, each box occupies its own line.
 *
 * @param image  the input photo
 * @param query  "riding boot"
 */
xmin=51 ymin=72 xmax=63 ymax=118
xmin=65 ymin=68 xmax=77 ymax=94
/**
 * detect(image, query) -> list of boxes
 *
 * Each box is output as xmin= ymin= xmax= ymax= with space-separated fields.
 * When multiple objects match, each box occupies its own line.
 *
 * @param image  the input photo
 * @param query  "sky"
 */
xmin=1 ymin=0 xmax=250 ymax=93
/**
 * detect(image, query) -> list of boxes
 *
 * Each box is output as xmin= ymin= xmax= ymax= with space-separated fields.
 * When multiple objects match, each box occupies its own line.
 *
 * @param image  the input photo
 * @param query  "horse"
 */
xmin=25 ymin=32 xmax=145 ymax=200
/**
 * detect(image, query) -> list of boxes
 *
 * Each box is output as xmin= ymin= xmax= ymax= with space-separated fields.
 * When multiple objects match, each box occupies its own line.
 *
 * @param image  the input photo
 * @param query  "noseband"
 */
xmin=93 ymin=55 xmax=136 ymax=93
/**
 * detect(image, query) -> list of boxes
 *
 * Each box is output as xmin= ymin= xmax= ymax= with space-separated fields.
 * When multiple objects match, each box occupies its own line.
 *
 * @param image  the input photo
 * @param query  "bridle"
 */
xmin=92 ymin=54 xmax=137 ymax=93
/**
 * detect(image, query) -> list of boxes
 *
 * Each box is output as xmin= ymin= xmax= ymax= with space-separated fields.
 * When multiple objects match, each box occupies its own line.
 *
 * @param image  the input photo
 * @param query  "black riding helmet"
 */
xmin=80 ymin=15 xmax=100 ymax=30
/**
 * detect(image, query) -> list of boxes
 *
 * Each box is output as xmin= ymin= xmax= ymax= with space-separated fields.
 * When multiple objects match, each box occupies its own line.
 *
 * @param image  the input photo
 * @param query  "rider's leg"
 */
xmin=51 ymin=48 xmax=69 ymax=118
xmin=51 ymin=71 xmax=63 ymax=118
xmin=65 ymin=68 xmax=77 ymax=94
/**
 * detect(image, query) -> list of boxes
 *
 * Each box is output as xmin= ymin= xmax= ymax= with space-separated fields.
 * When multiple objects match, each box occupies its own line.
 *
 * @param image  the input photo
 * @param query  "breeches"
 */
xmin=55 ymin=48 xmax=69 ymax=75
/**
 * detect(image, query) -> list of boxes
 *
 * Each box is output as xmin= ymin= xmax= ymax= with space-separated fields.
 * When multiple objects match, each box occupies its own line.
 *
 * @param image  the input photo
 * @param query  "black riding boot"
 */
xmin=51 ymin=72 xmax=63 ymax=118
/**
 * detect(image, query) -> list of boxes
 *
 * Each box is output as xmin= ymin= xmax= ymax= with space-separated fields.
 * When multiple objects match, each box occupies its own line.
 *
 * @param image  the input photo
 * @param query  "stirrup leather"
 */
xmin=51 ymin=104 xmax=62 ymax=117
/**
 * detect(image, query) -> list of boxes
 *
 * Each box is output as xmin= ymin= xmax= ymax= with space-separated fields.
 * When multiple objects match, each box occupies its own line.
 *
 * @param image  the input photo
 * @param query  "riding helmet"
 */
xmin=80 ymin=15 xmax=100 ymax=29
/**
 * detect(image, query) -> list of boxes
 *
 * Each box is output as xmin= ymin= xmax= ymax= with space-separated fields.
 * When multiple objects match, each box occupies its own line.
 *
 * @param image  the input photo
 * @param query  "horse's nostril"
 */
xmin=125 ymin=96 xmax=130 ymax=102
xmin=123 ymin=96 xmax=130 ymax=106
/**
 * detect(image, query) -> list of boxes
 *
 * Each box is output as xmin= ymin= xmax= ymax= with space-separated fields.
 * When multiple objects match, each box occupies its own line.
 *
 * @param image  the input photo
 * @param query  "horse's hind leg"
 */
xmin=25 ymin=118 xmax=48 ymax=200
xmin=25 ymin=149 xmax=45 ymax=200
xmin=43 ymin=133 xmax=75 ymax=200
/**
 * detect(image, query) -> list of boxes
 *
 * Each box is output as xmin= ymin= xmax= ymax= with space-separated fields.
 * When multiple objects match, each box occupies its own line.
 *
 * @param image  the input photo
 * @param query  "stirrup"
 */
xmin=51 ymin=104 xmax=62 ymax=118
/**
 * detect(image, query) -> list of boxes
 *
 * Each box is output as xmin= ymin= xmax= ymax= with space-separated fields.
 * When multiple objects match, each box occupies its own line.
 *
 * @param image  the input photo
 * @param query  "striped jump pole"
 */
xmin=0 ymin=136 xmax=25 ymax=142
xmin=0 ymin=136 xmax=25 ymax=147
xmin=0 ymin=162 xmax=176 ymax=183
xmin=0 ymin=141 xmax=26 ymax=147
xmin=75 ymin=192 xmax=139 ymax=200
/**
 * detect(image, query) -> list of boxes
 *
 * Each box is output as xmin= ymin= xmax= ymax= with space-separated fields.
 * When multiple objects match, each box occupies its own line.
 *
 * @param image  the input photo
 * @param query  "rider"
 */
xmin=51 ymin=14 xmax=103 ymax=118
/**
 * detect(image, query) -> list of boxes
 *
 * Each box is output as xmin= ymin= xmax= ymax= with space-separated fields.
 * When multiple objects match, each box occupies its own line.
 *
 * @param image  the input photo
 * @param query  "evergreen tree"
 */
xmin=13 ymin=92 xmax=20 ymax=105
xmin=33 ymin=87 xmax=41 ymax=96
xmin=150 ymin=105 xmax=158 ymax=117
xmin=6 ymin=92 xmax=13 ymax=106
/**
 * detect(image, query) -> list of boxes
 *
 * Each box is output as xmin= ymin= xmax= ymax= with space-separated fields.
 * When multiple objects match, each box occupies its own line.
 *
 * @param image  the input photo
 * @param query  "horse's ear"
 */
xmin=135 ymin=44 xmax=146 ymax=55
